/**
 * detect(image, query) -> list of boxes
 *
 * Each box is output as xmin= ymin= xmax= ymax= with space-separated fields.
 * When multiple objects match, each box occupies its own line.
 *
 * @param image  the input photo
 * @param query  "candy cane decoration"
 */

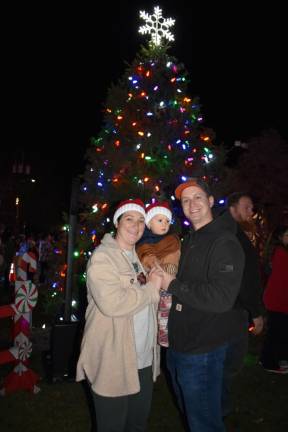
xmin=16 ymin=250 xmax=37 ymax=281
xmin=0 ymin=249 xmax=40 ymax=395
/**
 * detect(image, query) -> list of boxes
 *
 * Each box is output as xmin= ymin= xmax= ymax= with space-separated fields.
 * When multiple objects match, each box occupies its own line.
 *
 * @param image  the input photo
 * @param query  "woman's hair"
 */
xmin=263 ymin=225 xmax=288 ymax=270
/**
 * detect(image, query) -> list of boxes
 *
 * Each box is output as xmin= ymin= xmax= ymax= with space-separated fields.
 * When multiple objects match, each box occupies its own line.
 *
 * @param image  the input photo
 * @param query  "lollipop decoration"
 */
xmin=14 ymin=281 xmax=38 ymax=314
xmin=18 ymin=340 xmax=33 ymax=361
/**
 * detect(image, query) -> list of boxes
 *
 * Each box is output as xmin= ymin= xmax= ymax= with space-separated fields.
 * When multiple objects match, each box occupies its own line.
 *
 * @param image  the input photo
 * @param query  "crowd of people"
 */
xmin=0 ymin=229 xmax=53 ymax=303
xmin=76 ymin=177 xmax=288 ymax=432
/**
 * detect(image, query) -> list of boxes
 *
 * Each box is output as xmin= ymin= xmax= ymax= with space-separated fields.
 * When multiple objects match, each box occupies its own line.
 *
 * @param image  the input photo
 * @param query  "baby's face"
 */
xmin=148 ymin=214 xmax=170 ymax=235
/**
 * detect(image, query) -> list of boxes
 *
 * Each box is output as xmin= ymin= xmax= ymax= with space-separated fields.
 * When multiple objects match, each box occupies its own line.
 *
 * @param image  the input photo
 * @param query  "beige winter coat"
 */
xmin=76 ymin=233 xmax=160 ymax=397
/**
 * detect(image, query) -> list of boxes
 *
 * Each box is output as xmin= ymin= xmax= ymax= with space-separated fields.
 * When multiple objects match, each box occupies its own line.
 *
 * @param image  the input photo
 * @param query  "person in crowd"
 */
xmin=0 ymin=236 xmax=5 ymax=284
xmin=17 ymin=234 xmax=29 ymax=257
xmin=76 ymin=198 xmax=163 ymax=432
xmin=136 ymin=201 xmax=181 ymax=347
xmin=224 ymin=192 xmax=264 ymax=415
xmin=260 ymin=225 xmax=288 ymax=374
xmin=2 ymin=228 xmax=16 ymax=291
xmin=160 ymin=178 xmax=245 ymax=432
xmin=38 ymin=233 xmax=53 ymax=283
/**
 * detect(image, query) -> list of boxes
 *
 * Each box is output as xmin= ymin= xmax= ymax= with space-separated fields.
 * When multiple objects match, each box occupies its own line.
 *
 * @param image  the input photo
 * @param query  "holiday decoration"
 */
xmin=0 ymin=250 xmax=39 ymax=395
xmin=14 ymin=280 xmax=38 ymax=314
xmin=139 ymin=6 xmax=175 ymax=46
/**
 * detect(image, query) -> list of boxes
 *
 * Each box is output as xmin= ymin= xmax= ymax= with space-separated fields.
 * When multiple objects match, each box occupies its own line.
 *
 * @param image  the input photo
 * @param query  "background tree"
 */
xmin=224 ymin=129 xmax=288 ymax=227
xmin=222 ymin=129 xmax=288 ymax=255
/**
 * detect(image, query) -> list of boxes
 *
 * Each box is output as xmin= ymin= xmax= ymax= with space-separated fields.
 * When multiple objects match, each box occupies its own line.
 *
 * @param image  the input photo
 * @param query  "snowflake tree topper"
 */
xmin=139 ymin=6 xmax=175 ymax=47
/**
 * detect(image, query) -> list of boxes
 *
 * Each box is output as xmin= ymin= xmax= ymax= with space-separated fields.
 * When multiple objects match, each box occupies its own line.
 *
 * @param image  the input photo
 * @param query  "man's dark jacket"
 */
xmin=168 ymin=211 xmax=246 ymax=354
xmin=234 ymin=222 xmax=264 ymax=320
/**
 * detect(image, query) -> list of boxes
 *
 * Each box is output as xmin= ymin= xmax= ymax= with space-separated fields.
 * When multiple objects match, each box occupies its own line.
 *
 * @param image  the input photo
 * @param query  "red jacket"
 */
xmin=263 ymin=246 xmax=288 ymax=313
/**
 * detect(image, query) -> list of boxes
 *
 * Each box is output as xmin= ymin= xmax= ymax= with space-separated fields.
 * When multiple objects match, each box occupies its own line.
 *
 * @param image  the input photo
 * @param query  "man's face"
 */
xmin=230 ymin=196 xmax=254 ymax=223
xmin=181 ymin=185 xmax=214 ymax=230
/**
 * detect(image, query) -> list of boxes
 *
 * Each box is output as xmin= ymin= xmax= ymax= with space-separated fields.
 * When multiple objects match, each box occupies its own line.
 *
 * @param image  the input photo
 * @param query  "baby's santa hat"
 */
xmin=113 ymin=198 xmax=146 ymax=226
xmin=145 ymin=201 xmax=172 ymax=227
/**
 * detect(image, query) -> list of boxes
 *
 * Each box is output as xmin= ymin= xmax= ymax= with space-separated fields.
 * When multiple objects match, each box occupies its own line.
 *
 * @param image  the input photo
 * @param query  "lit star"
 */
xmin=139 ymin=6 xmax=175 ymax=46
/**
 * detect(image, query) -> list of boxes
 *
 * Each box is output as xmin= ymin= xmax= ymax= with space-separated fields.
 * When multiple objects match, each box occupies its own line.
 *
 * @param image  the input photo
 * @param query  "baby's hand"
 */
xmin=143 ymin=254 xmax=158 ymax=271
xmin=153 ymin=262 xmax=175 ymax=291
xmin=147 ymin=266 xmax=164 ymax=291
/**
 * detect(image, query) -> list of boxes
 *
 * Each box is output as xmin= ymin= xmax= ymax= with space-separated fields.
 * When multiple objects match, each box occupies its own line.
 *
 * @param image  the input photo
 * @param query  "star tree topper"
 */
xmin=139 ymin=6 xmax=175 ymax=46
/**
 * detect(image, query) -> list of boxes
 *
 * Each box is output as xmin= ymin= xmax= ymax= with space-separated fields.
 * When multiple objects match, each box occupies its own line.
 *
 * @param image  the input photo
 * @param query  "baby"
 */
xmin=136 ymin=202 xmax=181 ymax=347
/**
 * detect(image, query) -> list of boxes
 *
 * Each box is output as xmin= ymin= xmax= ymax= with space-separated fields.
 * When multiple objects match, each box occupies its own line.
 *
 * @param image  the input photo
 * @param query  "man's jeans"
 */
xmin=222 ymin=333 xmax=248 ymax=417
xmin=167 ymin=344 xmax=228 ymax=432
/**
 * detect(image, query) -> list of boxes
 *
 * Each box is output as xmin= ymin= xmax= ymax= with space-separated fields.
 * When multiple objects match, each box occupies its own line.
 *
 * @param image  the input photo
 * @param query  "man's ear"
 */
xmin=209 ymin=196 xmax=214 ymax=208
xmin=229 ymin=206 xmax=236 ymax=218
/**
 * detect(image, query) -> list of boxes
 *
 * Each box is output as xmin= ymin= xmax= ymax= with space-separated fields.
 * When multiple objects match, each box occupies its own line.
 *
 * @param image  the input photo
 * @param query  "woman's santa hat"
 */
xmin=113 ymin=198 xmax=146 ymax=226
xmin=145 ymin=201 xmax=172 ymax=227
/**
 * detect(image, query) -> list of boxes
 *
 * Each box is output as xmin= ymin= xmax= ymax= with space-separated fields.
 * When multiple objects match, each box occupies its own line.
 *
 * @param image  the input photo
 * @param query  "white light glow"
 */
xmin=139 ymin=6 xmax=175 ymax=46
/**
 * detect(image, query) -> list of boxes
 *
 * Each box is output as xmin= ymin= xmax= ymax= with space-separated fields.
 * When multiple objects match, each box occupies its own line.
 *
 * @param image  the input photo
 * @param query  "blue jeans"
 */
xmin=222 ymin=333 xmax=248 ymax=417
xmin=166 ymin=345 xmax=228 ymax=432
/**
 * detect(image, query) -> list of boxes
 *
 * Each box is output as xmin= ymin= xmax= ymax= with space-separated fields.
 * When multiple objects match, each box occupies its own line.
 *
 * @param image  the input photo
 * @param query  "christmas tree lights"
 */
xmin=79 ymin=7 xmax=219 ymax=250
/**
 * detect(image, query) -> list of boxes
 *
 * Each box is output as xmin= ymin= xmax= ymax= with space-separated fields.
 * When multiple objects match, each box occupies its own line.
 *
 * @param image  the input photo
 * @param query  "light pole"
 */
xmin=64 ymin=178 xmax=79 ymax=322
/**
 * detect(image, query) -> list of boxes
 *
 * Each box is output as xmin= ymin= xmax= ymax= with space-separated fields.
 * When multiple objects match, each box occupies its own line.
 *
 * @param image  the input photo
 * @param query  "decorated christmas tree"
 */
xmin=79 ymin=6 xmax=222 ymax=250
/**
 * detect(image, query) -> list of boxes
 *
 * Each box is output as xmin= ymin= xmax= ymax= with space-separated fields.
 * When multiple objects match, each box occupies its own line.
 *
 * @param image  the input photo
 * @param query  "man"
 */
xmin=227 ymin=192 xmax=264 ymax=335
xmin=161 ymin=178 xmax=245 ymax=432
xmin=223 ymin=192 xmax=264 ymax=416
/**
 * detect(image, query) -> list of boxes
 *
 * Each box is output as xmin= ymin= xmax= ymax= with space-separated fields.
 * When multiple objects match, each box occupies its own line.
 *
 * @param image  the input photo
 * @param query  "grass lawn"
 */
xmin=0 ymin=321 xmax=287 ymax=431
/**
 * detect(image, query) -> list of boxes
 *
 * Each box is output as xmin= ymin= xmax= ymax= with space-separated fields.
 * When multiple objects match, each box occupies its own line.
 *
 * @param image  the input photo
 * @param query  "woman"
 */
xmin=76 ymin=198 xmax=163 ymax=432
xmin=260 ymin=225 xmax=288 ymax=374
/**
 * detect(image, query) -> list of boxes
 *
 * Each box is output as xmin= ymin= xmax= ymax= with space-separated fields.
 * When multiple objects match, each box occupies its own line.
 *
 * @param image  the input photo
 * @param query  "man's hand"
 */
xmin=251 ymin=316 xmax=264 ymax=335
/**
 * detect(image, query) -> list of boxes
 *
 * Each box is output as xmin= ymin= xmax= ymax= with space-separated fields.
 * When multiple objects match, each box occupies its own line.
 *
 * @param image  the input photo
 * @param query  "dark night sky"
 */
xmin=1 ymin=1 xmax=287 ymax=225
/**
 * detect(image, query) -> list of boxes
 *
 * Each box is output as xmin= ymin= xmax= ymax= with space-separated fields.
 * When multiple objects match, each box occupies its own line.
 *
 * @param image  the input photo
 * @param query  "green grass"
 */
xmin=0 ymin=330 xmax=288 ymax=432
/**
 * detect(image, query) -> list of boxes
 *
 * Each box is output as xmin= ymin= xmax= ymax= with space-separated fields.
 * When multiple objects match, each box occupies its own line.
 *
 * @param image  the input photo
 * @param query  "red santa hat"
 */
xmin=113 ymin=198 xmax=146 ymax=226
xmin=145 ymin=201 xmax=172 ymax=227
